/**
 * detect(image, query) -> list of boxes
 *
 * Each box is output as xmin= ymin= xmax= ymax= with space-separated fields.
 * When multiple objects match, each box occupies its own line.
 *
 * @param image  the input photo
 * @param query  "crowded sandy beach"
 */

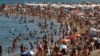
xmin=0 ymin=2 xmax=100 ymax=56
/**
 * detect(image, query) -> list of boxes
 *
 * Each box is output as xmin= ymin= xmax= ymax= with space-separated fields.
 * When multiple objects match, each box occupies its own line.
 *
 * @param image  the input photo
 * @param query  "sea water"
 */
xmin=0 ymin=15 xmax=61 ymax=56
xmin=0 ymin=0 xmax=100 ymax=4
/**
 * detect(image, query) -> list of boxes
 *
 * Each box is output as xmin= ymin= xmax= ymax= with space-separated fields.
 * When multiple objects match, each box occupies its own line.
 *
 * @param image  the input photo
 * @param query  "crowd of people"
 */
xmin=0 ymin=2 xmax=100 ymax=56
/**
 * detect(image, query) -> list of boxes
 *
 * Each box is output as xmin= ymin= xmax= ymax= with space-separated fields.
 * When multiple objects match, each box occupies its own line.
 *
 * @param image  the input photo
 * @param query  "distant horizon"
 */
xmin=0 ymin=0 xmax=100 ymax=4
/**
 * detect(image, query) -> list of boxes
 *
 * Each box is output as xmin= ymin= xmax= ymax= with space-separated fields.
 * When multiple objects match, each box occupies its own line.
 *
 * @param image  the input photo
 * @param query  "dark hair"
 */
xmin=0 ymin=45 xmax=2 ymax=53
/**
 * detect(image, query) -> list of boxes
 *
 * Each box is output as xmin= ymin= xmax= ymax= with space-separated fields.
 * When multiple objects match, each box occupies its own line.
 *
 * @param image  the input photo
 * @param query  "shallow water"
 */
xmin=0 ymin=15 xmax=61 ymax=56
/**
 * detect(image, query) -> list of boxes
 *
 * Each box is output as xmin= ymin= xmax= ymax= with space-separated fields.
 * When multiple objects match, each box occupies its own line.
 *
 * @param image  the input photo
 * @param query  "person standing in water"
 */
xmin=0 ymin=45 xmax=2 ymax=56
xmin=20 ymin=43 xmax=25 ymax=53
xmin=29 ymin=42 xmax=34 ymax=50
xmin=29 ymin=31 xmax=34 ymax=38
xmin=8 ymin=46 xmax=13 ymax=56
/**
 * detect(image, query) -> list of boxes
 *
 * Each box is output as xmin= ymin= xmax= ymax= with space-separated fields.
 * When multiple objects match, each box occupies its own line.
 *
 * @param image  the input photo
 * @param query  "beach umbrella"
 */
xmin=50 ymin=4 xmax=57 ymax=7
xmin=90 ymin=28 xmax=96 ymax=31
xmin=22 ymin=50 xmax=35 ymax=56
xmin=54 ymin=5 xmax=61 ymax=8
xmin=51 ymin=4 xmax=61 ymax=8
xmin=61 ymin=4 xmax=76 ymax=8
xmin=38 ymin=4 xmax=49 ymax=7
xmin=60 ymin=39 xmax=70 ymax=43
xmin=59 ymin=44 xmax=67 ymax=49
xmin=25 ymin=3 xmax=37 ymax=6
xmin=76 ymin=4 xmax=83 ymax=7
